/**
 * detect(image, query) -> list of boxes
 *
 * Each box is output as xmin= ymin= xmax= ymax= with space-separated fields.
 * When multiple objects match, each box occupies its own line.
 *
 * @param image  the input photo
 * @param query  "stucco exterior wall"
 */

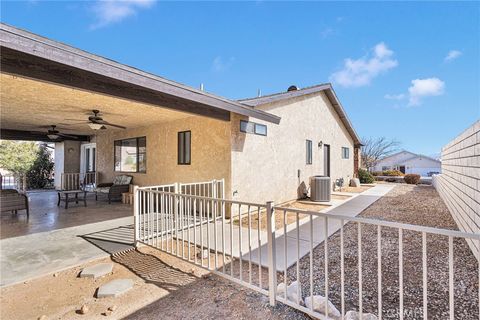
xmin=53 ymin=140 xmax=81 ymax=189
xmin=95 ymin=115 xmax=231 ymax=192
xmin=230 ymin=92 xmax=355 ymax=205
xmin=432 ymin=120 xmax=480 ymax=261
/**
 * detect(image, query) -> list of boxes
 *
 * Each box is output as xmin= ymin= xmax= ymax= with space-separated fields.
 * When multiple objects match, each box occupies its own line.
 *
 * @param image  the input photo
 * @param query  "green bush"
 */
xmin=358 ymin=168 xmax=375 ymax=184
xmin=371 ymin=171 xmax=382 ymax=176
xmin=0 ymin=141 xmax=53 ymax=190
xmin=404 ymin=174 xmax=421 ymax=184
xmin=26 ymin=144 xmax=54 ymax=189
xmin=382 ymin=170 xmax=405 ymax=176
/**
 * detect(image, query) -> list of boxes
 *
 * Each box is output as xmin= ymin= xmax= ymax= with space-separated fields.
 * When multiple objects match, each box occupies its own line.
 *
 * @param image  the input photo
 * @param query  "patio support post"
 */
xmin=133 ymin=186 xmax=139 ymax=247
xmin=266 ymin=200 xmax=277 ymax=306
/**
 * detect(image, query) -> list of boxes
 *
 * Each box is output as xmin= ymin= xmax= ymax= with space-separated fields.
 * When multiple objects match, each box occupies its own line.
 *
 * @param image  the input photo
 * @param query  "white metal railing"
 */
xmin=60 ymin=172 xmax=97 ymax=191
xmin=0 ymin=174 xmax=26 ymax=192
xmin=134 ymin=189 xmax=480 ymax=320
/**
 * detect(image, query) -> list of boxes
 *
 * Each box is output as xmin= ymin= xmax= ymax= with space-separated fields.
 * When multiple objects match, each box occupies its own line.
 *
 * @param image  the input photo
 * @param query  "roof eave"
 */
xmin=0 ymin=23 xmax=280 ymax=125
xmin=240 ymin=83 xmax=362 ymax=145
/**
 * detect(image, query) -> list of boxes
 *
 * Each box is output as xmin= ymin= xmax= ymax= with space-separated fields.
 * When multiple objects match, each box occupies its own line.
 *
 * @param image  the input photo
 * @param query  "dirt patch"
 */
xmin=330 ymin=194 xmax=352 ymax=200
xmin=281 ymin=184 xmax=479 ymax=319
xmin=234 ymin=200 xmax=329 ymax=232
xmin=235 ymin=210 xmax=309 ymax=232
xmin=0 ymin=246 xmax=307 ymax=320
xmin=341 ymin=185 xmax=374 ymax=193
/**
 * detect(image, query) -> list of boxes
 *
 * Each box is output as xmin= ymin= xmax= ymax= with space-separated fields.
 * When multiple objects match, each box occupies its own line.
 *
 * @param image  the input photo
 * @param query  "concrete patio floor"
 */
xmin=0 ymin=190 xmax=132 ymax=239
xmin=0 ymin=216 xmax=134 ymax=286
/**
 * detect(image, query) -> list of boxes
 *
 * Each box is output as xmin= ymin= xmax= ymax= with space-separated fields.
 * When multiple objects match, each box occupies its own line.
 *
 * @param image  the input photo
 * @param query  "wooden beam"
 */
xmin=0 ymin=129 xmax=90 ymax=142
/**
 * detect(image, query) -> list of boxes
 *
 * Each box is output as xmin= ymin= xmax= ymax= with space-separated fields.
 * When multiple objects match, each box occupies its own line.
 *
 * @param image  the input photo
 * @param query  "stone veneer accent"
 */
xmin=433 ymin=120 xmax=480 ymax=261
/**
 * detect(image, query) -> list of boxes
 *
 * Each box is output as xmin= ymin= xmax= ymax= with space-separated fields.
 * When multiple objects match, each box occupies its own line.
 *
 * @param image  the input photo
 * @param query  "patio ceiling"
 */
xmin=0 ymin=23 xmax=281 ymax=139
xmin=0 ymin=73 xmax=193 ymax=137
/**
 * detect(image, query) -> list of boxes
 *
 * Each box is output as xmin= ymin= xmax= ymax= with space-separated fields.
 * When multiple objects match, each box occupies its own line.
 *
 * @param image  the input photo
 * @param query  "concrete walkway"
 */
xmin=270 ymin=183 xmax=395 ymax=270
xmin=173 ymin=184 xmax=395 ymax=271
xmin=0 ymin=216 xmax=134 ymax=287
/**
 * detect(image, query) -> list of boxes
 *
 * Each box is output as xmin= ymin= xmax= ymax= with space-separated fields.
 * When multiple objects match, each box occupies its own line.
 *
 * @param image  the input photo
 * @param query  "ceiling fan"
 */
xmin=44 ymin=125 xmax=78 ymax=140
xmin=65 ymin=110 xmax=126 ymax=130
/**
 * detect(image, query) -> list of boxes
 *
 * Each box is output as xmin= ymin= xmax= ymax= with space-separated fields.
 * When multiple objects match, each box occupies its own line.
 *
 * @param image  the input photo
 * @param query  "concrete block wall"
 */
xmin=432 ymin=120 xmax=480 ymax=261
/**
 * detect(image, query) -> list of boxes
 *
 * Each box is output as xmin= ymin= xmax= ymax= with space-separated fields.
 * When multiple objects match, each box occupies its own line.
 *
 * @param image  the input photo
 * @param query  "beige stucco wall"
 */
xmin=53 ymin=140 xmax=81 ymax=189
xmin=230 ymin=92 xmax=355 ymax=205
xmin=94 ymin=115 xmax=231 ymax=192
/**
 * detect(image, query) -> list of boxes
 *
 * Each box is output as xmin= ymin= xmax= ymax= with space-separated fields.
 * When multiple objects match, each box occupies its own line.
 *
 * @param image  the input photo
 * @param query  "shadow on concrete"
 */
xmin=81 ymin=225 xmax=135 ymax=255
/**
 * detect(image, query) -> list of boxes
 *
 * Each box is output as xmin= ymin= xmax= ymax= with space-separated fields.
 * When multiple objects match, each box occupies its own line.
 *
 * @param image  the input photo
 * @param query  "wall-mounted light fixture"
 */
xmin=318 ymin=141 xmax=323 ymax=148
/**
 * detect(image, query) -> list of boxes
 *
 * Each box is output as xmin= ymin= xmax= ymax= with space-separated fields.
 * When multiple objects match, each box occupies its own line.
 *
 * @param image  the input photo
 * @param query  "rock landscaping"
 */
xmin=79 ymin=263 xmax=113 ymax=279
xmin=97 ymin=279 xmax=134 ymax=298
xmin=304 ymin=295 xmax=341 ymax=318
xmin=279 ymin=184 xmax=479 ymax=319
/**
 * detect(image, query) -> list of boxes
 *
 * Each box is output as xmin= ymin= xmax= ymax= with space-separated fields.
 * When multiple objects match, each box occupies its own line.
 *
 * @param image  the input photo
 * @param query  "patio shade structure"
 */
xmin=0 ymin=23 xmax=280 ymax=142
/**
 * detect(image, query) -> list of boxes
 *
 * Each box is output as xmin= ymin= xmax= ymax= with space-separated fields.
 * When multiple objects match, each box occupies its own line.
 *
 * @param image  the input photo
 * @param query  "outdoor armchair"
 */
xmin=94 ymin=175 xmax=133 ymax=204
xmin=0 ymin=189 xmax=29 ymax=217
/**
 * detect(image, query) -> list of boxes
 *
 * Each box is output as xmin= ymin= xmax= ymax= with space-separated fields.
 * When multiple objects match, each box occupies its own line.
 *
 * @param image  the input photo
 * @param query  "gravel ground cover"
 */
xmin=280 ymin=184 xmax=479 ymax=319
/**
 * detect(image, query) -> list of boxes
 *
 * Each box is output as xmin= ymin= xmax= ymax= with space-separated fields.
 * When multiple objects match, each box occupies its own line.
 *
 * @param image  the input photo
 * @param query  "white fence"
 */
xmin=0 ymin=174 xmax=26 ymax=192
xmin=60 ymin=172 xmax=97 ymax=191
xmin=134 ymin=186 xmax=480 ymax=320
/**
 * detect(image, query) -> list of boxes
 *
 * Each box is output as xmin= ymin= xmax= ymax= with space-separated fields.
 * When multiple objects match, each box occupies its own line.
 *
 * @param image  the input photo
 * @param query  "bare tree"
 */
xmin=361 ymin=137 xmax=401 ymax=171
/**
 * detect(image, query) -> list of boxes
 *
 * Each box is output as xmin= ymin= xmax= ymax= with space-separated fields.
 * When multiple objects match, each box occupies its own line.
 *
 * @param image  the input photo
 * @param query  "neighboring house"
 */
xmin=0 ymin=23 xmax=361 ymax=207
xmin=372 ymin=150 xmax=441 ymax=176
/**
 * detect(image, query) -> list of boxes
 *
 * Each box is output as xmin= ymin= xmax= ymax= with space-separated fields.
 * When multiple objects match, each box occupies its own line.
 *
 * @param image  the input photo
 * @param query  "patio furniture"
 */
xmin=57 ymin=190 xmax=87 ymax=209
xmin=0 ymin=189 xmax=29 ymax=217
xmin=122 ymin=192 xmax=134 ymax=205
xmin=94 ymin=175 xmax=133 ymax=204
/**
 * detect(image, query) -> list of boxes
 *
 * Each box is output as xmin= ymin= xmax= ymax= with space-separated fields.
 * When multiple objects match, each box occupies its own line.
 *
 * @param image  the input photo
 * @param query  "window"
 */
xmin=341 ymin=147 xmax=350 ymax=159
xmin=178 ymin=131 xmax=191 ymax=165
xmin=114 ymin=137 xmax=146 ymax=173
xmin=306 ymin=140 xmax=313 ymax=164
xmin=382 ymin=166 xmax=390 ymax=171
xmin=240 ymin=120 xmax=267 ymax=136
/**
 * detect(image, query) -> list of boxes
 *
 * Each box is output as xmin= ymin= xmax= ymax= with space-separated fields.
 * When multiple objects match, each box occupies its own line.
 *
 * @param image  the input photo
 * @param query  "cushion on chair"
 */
xmin=94 ymin=187 xmax=111 ymax=194
xmin=113 ymin=175 xmax=132 ymax=185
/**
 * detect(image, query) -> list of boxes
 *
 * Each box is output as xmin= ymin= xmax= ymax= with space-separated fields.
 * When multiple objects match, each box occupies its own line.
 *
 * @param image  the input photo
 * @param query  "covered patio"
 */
xmin=0 ymin=24 xmax=249 ymax=234
xmin=0 ymin=190 xmax=132 ymax=239
xmin=0 ymin=23 xmax=278 ymax=287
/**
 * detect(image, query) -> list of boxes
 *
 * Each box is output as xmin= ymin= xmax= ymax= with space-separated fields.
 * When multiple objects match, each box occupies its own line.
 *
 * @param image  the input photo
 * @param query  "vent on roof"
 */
xmin=287 ymin=85 xmax=299 ymax=92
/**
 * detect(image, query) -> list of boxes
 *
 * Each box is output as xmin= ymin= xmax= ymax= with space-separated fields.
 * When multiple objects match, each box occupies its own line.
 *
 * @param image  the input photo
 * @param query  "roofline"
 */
xmin=0 ymin=23 xmax=280 ymax=124
xmin=378 ymin=150 xmax=441 ymax=163
xmin=239 ymin=83 xmax=362 ymax=145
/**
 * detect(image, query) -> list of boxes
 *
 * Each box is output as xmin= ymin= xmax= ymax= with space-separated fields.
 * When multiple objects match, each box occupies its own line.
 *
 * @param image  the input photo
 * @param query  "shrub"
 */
xmin=358 ymin=168 xmax=375 ymax=184
xmin=382 ymin=170 xmax=405 ymax=176
xmin=26 ymin=144 xmax=54 ymax=189
xmin=404 ymin=174 xmax=421 ymax=184
xmin=371 ymin=171 xmax=382 ymax=176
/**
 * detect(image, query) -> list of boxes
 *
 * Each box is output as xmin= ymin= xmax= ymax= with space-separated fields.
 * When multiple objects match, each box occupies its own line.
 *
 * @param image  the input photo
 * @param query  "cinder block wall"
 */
xmin=432 ymin=120 xmax=480 ymax=261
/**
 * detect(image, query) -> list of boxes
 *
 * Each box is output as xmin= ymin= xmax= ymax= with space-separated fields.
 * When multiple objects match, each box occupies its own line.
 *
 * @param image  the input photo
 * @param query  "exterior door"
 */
xmin=80 ymin=143 xmax=96 ymax=173
xmin=399 ymin=166 xmax=406 ymax=174
xmin=324 ymin=144 xmax=331 ymax=177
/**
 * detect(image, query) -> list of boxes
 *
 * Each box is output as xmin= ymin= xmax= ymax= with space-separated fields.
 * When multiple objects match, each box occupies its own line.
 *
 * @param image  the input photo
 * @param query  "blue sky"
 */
xmin=1 ymin=1 xmax=479 ymax=155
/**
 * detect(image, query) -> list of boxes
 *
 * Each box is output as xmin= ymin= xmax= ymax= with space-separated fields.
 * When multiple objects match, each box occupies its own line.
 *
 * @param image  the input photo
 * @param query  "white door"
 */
xmin=80 ymin=143 xmax=96 ymax=173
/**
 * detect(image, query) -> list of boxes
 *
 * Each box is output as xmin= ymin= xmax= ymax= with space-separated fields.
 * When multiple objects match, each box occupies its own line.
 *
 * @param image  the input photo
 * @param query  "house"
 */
xmin=0 ymin=23 xmax=361 ymax=207
xmin=372 ymin=150 xmax=441 ymax=176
